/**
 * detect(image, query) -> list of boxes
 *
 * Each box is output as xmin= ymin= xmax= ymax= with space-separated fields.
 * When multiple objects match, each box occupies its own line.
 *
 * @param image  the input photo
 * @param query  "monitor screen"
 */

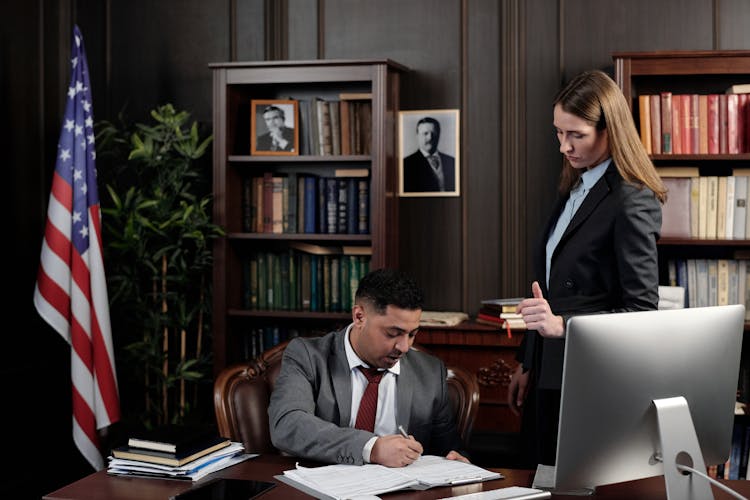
xmin=553 ymin=304 xmax=745 ymax=491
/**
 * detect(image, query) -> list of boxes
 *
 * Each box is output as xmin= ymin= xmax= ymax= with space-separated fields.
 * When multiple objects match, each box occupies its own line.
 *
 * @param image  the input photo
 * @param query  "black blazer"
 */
xmin=256 ymin=126 xmax=295 ymax=152
xmin=402 ymin=151 xmax=455 ymax=192
xmin=518 ymin=162 xmax=662 ymax=389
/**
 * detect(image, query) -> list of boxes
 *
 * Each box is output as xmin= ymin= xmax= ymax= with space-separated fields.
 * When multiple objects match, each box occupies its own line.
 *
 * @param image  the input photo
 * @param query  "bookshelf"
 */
xmin=210 ymin=60 xmax=407 ymax=373
xmin=614 ymin=51 xmax=750 ymax=408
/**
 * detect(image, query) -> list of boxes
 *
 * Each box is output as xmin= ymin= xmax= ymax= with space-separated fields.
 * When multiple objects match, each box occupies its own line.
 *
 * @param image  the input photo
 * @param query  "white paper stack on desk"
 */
xmin=276 ymin=454 xmax=502 ymax=499
xmin=107 ymin=442 xmax=254 ymax=481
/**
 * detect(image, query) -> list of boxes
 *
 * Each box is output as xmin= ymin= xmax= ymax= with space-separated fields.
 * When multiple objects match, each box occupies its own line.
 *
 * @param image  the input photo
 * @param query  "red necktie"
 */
xmin=355 ymin=366 xmax=384 ymax=432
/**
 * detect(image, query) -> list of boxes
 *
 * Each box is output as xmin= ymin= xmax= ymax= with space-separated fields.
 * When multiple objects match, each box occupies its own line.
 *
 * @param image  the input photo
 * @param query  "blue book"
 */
xmin=304 ymin=175 xmax=317 ymax=233
xmin=346 ymin=178 xmax=358 ymax=234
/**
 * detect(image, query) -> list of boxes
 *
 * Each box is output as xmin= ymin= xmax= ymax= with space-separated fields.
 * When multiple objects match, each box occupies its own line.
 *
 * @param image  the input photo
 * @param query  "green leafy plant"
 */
xmin=96 ymin=104 xmax=223 ymax=429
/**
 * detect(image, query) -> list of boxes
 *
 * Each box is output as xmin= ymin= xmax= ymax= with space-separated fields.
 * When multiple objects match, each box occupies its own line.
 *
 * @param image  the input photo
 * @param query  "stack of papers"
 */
xmin=107 ymin=442 xmax=255 ymax=481
xmin=277 ymin=455 xmax=502 ymax=499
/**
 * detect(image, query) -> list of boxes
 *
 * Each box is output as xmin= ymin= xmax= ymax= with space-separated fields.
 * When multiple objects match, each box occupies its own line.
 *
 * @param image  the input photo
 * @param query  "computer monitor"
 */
xmin=553 ymin=304 xmax=745 ymax=498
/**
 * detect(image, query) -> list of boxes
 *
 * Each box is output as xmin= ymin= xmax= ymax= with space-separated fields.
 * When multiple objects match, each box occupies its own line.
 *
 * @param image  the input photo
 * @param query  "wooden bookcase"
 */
xmin=614 ymin=50 xmax=750 ymax=398
xmin=209 ymin=59 xmax=407 ymax=373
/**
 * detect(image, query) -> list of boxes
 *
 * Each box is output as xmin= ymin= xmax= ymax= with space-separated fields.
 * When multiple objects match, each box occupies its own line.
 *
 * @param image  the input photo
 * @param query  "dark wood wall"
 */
xmin=5 ymin=0 xmax=750 ymax=496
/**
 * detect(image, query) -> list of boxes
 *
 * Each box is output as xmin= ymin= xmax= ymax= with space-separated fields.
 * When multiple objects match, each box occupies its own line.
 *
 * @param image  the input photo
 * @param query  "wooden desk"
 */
xmin=43 ymin=454 xmax=750 ymax=499
xmin=417 ymin=321 xmax=523 ymax=432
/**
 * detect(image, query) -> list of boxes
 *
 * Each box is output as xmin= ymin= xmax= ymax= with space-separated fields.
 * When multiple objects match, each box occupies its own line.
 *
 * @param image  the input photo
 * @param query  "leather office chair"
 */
xmin=213 ymin=339 xmax=481 ymax=453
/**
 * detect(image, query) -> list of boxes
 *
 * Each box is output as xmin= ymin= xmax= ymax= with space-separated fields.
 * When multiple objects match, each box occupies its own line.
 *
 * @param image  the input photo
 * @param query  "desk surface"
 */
xmin=43 ymin=454 xmax=750 ymax=500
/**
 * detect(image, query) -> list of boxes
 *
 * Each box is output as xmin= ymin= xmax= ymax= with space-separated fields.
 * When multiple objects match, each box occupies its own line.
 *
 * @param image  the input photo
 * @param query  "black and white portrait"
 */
xmin=399 ymin=109 xmax=460 ymax=197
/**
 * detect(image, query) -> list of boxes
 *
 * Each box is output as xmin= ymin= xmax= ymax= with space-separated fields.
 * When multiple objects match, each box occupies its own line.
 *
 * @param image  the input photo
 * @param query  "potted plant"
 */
xmin=96 ymin=104 xmax=224 ymax=431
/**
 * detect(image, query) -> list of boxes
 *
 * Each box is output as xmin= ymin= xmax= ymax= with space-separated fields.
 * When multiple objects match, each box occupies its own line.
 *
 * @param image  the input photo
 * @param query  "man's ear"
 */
xmin=352 ymin=304 xmax=366 ymax=326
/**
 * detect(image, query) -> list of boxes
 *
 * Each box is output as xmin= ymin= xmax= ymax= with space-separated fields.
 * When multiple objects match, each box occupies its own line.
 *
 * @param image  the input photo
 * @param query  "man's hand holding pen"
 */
xmin=370 ymin=425 xmax=423 ymax=467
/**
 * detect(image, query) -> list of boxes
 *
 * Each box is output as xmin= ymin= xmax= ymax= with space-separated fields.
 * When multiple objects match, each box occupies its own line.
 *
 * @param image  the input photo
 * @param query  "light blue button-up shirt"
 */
xmin=545 ymin=159 xmax=611 ymax=289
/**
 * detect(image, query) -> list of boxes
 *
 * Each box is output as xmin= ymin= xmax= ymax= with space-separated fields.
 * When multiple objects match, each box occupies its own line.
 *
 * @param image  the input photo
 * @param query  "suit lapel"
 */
xmin=396 ymin=354 xmax=414 ymax=428
xmin=331 ymin=330 xmax=353 ymax=426
xmin=557 ymin=166 xmax=615 ymax=248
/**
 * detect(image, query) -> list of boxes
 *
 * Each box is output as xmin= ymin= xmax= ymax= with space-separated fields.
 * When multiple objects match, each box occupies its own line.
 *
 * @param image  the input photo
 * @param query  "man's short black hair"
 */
xmin=262 ymin=105 xmax=285 ymax=120
xmin=355 ymin=268 xmax=424 ymax=313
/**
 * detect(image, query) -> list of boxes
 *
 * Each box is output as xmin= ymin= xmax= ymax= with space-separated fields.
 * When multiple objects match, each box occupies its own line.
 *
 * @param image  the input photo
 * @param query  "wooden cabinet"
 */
xmin=210 ymin=60 xmax=407 ymax=373
xmin=416 ymin=321 xmax=523 ymax=433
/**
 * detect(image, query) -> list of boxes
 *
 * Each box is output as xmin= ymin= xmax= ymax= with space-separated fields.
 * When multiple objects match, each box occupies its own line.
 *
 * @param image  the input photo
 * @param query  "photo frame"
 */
xmin=250 ymin=99 xmax=299 ymax=156
xmin=398 ymin=109 xmax=460 ymax=197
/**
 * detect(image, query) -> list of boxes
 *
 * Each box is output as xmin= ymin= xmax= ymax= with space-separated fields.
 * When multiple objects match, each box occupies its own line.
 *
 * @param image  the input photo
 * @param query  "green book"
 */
xmin=257 ymin=252 xmax=267 ymax=310
xmin=272 ymin=252 xmax=282 ymax=310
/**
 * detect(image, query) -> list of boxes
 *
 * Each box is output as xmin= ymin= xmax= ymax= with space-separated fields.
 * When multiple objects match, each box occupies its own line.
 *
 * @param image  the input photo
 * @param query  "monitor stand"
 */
xmin=653 ymin=396 xmax=714 ymax=500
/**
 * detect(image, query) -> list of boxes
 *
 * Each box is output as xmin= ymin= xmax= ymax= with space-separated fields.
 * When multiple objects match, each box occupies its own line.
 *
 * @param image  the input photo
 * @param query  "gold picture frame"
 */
xmin=250 ymin=99 xmax=299 ymax=156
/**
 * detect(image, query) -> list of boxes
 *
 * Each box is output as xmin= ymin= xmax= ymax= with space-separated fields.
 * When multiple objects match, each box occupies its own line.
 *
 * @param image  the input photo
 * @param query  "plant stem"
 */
xmin=161 ymin=254 xmax=169 ymax=425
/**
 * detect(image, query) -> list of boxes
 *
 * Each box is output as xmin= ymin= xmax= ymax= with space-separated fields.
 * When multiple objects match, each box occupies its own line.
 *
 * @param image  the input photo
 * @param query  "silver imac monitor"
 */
xmin=553 ymin=304 xmax=745 ymax=498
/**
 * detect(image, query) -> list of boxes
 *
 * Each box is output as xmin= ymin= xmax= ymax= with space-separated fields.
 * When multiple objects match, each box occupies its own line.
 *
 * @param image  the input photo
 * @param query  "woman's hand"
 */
xmin=507 ymin=364 xmax=530 ymax=416
xmin=517 ymin=281 xmax=565 ymax=338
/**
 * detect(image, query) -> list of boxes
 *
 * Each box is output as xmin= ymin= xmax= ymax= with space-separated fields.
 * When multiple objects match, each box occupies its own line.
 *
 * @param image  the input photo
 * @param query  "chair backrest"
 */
xmin=445 ymin=364 xmax=481 ymax=444
xmin=213 ymin=340 xmax=481 ymax=453
xmin=213 ymin=340 xmax=290 ymax=454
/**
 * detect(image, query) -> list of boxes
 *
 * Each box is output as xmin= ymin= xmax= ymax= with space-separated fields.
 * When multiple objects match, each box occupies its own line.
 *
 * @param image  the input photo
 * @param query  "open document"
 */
xmin=276 ymin=455 xmax=502 ymax=499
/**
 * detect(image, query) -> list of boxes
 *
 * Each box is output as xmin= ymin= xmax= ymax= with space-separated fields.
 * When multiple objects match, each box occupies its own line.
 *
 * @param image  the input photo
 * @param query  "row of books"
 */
xmin=667 ymin=258 xmax=750 ymax=315
xmin=709 ymin=417 xmax=750 ymax=481
xmin=637 ymin=86 xmax=750 ymax=155
xmin=659 ymin=167 xmax=750 ymax=239
xmin=242 ymin=245 xmax=371 ymax=312
xmin=108 ymin=426 xmax=249 ymax=481
xmin=243 ymin=326 xmax=302 ymax=360
xmin=242 ymin=170 xmax=369 ymax=235
xmin=297 ymin=93 xmax=373 ymax=156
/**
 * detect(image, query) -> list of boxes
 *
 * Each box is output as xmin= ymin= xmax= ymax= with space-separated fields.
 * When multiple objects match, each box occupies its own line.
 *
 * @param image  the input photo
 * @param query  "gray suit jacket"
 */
xmin=268 ymin=329 xmax=463 ymax=465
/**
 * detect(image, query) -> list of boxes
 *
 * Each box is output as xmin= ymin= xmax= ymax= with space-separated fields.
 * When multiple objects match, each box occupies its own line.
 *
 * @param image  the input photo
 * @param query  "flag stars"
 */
xmin=75 ymin=125 xmax=83 ymax=136
xmin=60 ymin=149 xmax=71 ymax=162
xmin=72 ymin=211 xmax=82 ymax=224
xmin=87 ymin=133 xmax=95 ymax=145
xmin=91 ymin=150 xmax=97 ymax=160
xmin=78 ymin=224 xmax=89 ymax=240
xmin=68 ymin=86 xmax=76 ymax=99
xmin=65 ymin=120 xmax=75 ymax=132
xmin=75 ymin=81 xmax=84 ymax=93
xmin=82 ymin=100 xmax=91 ymax=113
xmin=81 ymin=182 xmax=88 ymax=196
xmin=73 ymin=169 xmax=83 ymax=182
xmin=85 ymin=116 xmax=93 ymax=128
xmin=80 ymin=139 xmax=87 ymax=150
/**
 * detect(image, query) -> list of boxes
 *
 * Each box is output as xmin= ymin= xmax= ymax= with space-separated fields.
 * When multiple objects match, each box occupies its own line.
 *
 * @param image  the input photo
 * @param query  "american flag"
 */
xmin=33 ymin=25 xmax=120 ymax=471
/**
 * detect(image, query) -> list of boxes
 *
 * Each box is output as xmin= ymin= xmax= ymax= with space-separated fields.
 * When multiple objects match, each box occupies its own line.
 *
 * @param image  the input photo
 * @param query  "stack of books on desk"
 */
xmin=477 ymin=297 xmax=527 ymax=331
xmin=107 ymin=425 xmax=253 ymax=481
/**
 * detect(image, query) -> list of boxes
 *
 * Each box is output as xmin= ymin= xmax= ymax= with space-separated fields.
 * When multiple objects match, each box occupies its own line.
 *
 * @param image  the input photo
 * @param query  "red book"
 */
xmin=708 ymin=94 xmax=720 ymax=154
xmin=672 ymin=94 xmax=683 ymax=154
xmin=720 ymin=94 xmax=729 ymax=154
xmin=738 ymin=94 xmax=748 ymax=153
xmin=727 ymin=93 xmax=739 ymax=154
xmin=699 ymin=95 xmax=709 ymax=154
xmin=689 ymin=94 xmax=700 ymax=155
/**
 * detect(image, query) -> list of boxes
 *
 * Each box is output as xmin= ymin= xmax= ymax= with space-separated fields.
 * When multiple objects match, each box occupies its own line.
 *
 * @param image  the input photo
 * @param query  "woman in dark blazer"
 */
xmin=507 ymin=70 xmax=667 ymax=467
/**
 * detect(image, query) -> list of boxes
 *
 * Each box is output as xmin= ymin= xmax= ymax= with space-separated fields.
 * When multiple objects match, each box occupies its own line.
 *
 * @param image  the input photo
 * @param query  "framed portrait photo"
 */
xmin=398 ymin=109 xmax=460 ymax=197
xmin=250 ymin=99 xmax=299 ymax=156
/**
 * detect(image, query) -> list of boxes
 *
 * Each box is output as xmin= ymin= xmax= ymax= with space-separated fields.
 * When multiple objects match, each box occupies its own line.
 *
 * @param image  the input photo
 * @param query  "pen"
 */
xmin=448 ymin=476 xmax=483 ymax=485
xmin=398 ymin=425 xmax=410 ymax=439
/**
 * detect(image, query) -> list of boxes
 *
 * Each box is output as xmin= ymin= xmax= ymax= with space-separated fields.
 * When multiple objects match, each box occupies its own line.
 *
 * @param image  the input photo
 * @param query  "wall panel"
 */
xmin=235 ymin=0 xmax=266 ymax=61
xmin=465 ymin=0 xmax=502 ymax=309
xmin=719 ymin=0 xmax=750 ymax=49
xmin=324 ymin=0 xmax=464 ymax=310
xmin=109 ymin=0 xmax=230 ymax=124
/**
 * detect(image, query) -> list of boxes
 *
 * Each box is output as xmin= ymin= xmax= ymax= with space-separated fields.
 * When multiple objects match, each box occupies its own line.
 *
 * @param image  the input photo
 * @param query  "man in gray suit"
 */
xmin=268 ymin=268 xmax=467 ymax=467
